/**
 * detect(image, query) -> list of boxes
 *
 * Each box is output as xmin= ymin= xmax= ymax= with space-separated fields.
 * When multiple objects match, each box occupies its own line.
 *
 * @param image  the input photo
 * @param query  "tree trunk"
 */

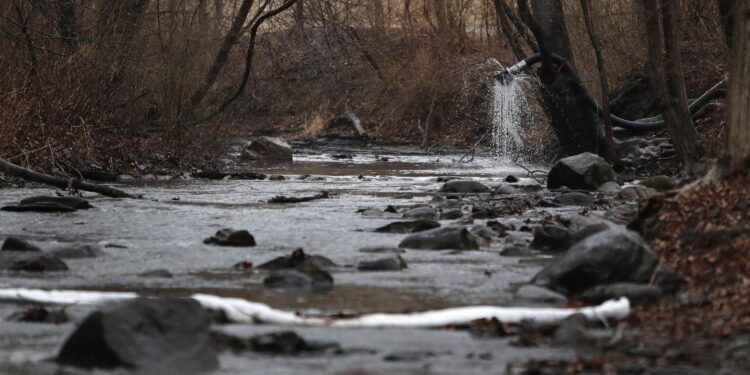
xmin=644 ymin=0 xmax=703 ymax=171
xmin=519 ymin=0 xmax=606 ymax=157
xmin=492 ymin=0 xmax=526 ymax=61
xmin=580 ymin=0 xmax=613 ymax=157
xmin=717 ymin=0 xmax=735 ymax=47
xmin=531 ymin=0 xmax=575 ymax=67
xmin=190 ymin=0 xmax=255 ymax=107
xmin=728 ymin=0 xmax=750 ymax=170
xmin=294 ymin=0 xmax=304 ymax=31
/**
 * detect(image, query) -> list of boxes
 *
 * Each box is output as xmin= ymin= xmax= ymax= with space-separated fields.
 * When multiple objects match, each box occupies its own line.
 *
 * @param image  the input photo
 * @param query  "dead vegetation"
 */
xmin=0 ymin=0 xmax=732 ymax=174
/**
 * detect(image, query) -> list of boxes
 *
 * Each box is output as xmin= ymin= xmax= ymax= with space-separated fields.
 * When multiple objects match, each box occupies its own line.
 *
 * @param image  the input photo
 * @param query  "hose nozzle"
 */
xmin=495 ymin=60 xmax=528 ymax=85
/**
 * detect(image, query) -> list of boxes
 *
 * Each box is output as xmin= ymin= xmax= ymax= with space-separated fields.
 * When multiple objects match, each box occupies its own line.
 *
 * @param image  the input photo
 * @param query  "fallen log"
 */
xmin=0 ymin=158 xmax=136 ymax=198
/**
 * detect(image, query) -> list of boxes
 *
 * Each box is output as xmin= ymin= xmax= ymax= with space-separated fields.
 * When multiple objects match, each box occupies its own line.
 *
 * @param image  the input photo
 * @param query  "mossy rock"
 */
xmin=639 ymin=175 xmax=676 ymax=191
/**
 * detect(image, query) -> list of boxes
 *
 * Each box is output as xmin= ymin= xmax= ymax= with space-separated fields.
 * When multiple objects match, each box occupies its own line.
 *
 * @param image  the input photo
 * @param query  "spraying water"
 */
xmin=490 ymin=75 xmax=529 ymax=161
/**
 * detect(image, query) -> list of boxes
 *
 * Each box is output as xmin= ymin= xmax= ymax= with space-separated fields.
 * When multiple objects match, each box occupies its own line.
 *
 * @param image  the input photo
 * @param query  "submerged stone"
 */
xmin=0 ymin=252 xmax=68 ymax=272
xmin=439 ymin=180 xmax=490 ymax=194
xmin=203 ymin=229 xmax=256 ymax=247
xmin=357 ymin=256 xmax=407 ymax=271
xmin=1 ymin=237 xmax=41 ymax=252
xmin=374 ymin=220 xmax=440 ymax=233
xmin=398 ymin=227 xmax=479 ymax=250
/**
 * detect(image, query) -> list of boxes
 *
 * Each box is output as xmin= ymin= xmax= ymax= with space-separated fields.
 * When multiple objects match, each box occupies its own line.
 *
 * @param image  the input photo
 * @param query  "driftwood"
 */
xmin=0 ymin=158 xmax=136 ymax=198
xmin=268 ymin=191 xmax=329 ymax=204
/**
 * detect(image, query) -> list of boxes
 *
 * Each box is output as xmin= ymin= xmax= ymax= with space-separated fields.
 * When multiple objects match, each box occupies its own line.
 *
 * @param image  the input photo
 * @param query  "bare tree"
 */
xmin=643 ymin=0 xmax=703 ymax=172
xmin=191 ymin=0 xmax=256 ymax=108
xmin=518 ymin=0 xmax=607 ymax=157
xmin=580 ymin=0 xmax=613 ymax=152
xmin=728 ymin=0 xmax=749 ymax=171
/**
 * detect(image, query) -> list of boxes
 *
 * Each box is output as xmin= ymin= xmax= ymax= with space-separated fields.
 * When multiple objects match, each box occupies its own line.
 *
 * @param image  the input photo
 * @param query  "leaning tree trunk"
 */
xmin=520 ymin=0 xmax=607 ymax=158
xmin=0 ymin=158 xmax=135 ymax=198
xmin=728 ymin=0 xmax=750 ymax=171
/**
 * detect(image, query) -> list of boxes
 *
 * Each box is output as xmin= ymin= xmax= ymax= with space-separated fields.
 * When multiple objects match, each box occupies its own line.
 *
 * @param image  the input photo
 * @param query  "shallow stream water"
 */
xmin=0 ymin=143 xmax=574 ymax=374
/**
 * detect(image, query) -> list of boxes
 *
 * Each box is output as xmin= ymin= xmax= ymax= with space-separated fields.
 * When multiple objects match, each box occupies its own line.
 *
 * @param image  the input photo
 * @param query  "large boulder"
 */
xmin=240 ymin=137 xmax=293 ymax=162
xmin=531 ymin=228 xmax=658 ymax=294
xmin=547 ymin=153 xmax=616 ymax=190
xmin=57 ymin=298 xmax=218 ymax=373
xmin=398 ymin=227 xmax=479 ymax=250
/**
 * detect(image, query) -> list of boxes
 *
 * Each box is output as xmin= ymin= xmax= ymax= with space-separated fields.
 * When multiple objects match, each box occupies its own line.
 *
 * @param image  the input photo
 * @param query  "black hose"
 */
xmin=497 ymin=53 xmax=726 ymax=131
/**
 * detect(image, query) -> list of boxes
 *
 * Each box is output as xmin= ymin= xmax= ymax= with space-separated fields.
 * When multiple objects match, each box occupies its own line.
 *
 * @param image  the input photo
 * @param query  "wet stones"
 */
xmin=7 ymin=306 xmax=69 ymax=323
xmin=514 ymin=285 xmax=568 ymax=306
xmin=547 ymin=152 xmax=617 ymax=190
xmin=357 ymin=256 xmax=407 ymax=271
xmin=398 ymin=227 xmax=479 ymax=250
xmin=213 ymin=331 xmax=339 ymax=355
xmin=1 ymin=237 xmax=68 ymax=271
xmin=439 ymin=180 xmax=490 ymax=194
xmin=260 ymin=249 xmax=335 ymax=291
xmin=49 ymin=244 xmax=103 ymax=259
xmin=203 ymin=229 xmax=256 ymax=247
xmin=639 ymin=175 xmax=677 ymax=191
xmin=57 ymin=298 xmax=218 ymax=373
xmin=2 ymin=196 xmax=93 ymax=212
xmin=401 ymin=206 xmax=438 ymax=220
xmin=2 ymin=237 xmax=41 ymax=252
xmin=193 ymin=170 xmax=267 ymax=180
xmin=531 ymin=228 xmax=658 ymax=295
xmin=598 ymin=181 xmax=621 ymax=192
xmin=493 ymin=183 xmax=520 ymax=195
xmin=0 ymin=252 xmax=68 ymax=272
xmin=240 ymin=137 xmax=293 ymax=162
xmin=375 ymin=220 xmax=440 ymax=233
xmin=358 ymin=246 xmax=404 ymax=254
xmin=138 ymin=269 xmax=174 ymax=278
xmin=618 ymin=185 xmax=658 ymax=201
xmin=263 ymin=268 xmax=333 ymax=291
xmin=20 ymin=196 xmax=92 ymax=209
xmin=258 ymin=249 xmax=336 ymax=271
xmin=553 ymin=191 xmax=595 ymax=207
xmin=530 ymin=225 xmax=571 ymax=252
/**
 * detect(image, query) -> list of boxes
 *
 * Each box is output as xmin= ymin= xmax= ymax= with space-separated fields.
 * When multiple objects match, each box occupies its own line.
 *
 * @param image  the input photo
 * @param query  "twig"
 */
xmin=457 ymin=131 xmax=492 ymax=163
xmin=515 ymin=163 xmax=546 ymax=184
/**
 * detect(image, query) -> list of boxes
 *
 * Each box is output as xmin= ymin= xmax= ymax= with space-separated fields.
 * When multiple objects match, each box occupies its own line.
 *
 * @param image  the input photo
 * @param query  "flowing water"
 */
xmin=0 ymin=143 xmax=571 ymax=374
xmin=491 ymin=77 xmax=531 ymax=162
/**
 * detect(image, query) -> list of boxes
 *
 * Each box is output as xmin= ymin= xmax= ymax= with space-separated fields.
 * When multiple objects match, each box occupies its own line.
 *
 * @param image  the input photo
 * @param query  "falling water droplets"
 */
xmin=491 ymin=75 xmax=529 ymax=162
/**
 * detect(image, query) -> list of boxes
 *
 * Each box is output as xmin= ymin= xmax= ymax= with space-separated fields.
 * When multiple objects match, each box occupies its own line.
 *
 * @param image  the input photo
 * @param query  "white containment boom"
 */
xmin=0 ymin=288 xmax=630 ymax=328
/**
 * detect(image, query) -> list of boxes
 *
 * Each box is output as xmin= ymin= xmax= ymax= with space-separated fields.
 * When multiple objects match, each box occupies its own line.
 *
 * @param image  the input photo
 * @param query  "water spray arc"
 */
xmin=496 ymin=53 xmax=726 ymax=132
